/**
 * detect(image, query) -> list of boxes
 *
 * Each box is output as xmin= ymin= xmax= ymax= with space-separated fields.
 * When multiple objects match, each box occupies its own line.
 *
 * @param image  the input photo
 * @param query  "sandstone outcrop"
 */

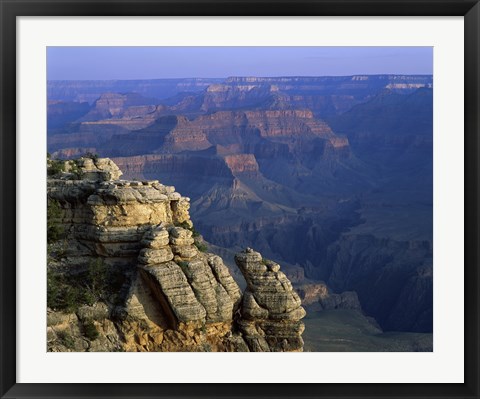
xmin=47 ymin=157 xmax=303 ymax=352
xmin=77 ymin=157 xmax=123 ymax=181
xmin=234 ymin=248 xmax=306 ymax=352
xmin=137 ymin=225 xmax=241 ymax=326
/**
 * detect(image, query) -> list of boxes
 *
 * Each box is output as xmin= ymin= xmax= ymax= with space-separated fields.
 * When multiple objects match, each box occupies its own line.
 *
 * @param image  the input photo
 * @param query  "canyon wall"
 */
xmin=48 ymin=78 xmax=224 ymax=104
xmin=47 ymin=77 xmax=433 ymax=337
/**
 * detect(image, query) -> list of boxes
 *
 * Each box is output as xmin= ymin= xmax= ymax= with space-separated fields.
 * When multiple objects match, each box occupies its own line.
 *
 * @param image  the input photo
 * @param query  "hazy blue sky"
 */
xmin=47 ymin=46 xmax=433 ymax=80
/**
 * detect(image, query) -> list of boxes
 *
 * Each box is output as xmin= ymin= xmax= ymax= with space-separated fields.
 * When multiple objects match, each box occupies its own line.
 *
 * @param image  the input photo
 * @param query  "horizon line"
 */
xmin=47 ymin=73 xmax=434 ymax=82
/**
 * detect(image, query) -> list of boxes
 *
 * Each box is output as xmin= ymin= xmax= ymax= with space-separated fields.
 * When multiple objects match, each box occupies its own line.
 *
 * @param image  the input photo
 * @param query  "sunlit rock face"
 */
xmin=234 ymin=248 xmax=306 ymax=352
xmin=47 ymin=158 xmax=304 ymax=352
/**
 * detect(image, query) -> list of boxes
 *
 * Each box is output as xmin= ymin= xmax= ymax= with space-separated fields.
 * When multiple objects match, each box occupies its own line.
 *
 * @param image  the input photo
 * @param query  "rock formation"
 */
xmin=138 ymin=225 xmax=241 ymax=326
xmin=47 ymin=157 xmax=304 ymax=352
xmin=234 ymin=248 xmax=306 ymax=352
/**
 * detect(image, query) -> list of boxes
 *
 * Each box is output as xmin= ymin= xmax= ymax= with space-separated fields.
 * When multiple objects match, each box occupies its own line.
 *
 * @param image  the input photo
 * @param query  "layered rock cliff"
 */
xmin=235 ymin=248 xmax=305 ymax=351
xmin=47 ymin=78 xmax=224 ymax=104
xmin=168 ymin=75 xmax=433 ymax=117
xmin=47 ymin=157 xmax=305 ymax=352
xmin=92 ymin=109 xmax=348 ymax=158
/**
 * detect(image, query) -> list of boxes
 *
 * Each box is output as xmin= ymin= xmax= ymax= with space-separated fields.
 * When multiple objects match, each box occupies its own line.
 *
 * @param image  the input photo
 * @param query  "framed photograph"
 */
xmin=1 ymin=0 xmax=479 ymax=398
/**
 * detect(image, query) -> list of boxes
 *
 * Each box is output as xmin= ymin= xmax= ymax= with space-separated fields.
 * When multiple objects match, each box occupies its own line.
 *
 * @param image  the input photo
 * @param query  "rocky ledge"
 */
xmin=47 ymin=157 xmax=305 ymax=352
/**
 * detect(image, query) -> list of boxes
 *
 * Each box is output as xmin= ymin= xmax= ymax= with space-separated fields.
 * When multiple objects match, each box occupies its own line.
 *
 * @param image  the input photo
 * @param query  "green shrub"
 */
xmin=191 ymin=227 xmax=200 ymax=238
xmin=51 ymin=240 xmax=68 ymax=259
xmin=82 ymin=320 xmax=99 ymax=341
xmin=175 ymin=221 xmax=191 ymax=229
xmin=47 ymin=199 xmax=64 ymax=243
xmin=194 ymin=242 xmax=208 ymax=253
xmin=47 ymin=160 xmax=65 ymax=176
xmin=57 ymin=330 xmax=75 ymax=349
xmin=47 ymin=269 xmax=83 ymax=313
xmin=83 ymin=290 xmax=97 ymax=307
xmin=47 ymin=268 xmax=62 ymax=309
xmin=68 ymin=160 xmax=85 ymax=180
xmin=47 ymin=258 xmax=126 ymax=313
xmin=86 ymin=258 xmax=125 ymax=305
xmin=87 ymin=258 xmax=109 ymax=301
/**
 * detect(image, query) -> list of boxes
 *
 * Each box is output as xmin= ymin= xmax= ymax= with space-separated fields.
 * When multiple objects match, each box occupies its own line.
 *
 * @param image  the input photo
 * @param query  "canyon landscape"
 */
xmin=47 ymin=47 xmax=433 ymax=352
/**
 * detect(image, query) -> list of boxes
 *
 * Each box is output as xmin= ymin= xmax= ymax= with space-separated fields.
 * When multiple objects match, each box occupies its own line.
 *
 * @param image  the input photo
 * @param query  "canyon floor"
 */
xmin=303 ymin=310 xmax=433 ymax=352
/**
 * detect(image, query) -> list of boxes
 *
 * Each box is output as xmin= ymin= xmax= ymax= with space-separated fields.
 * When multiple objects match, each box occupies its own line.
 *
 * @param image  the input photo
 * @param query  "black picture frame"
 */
xmin=1 ymin=1 xmax=479 ymax=398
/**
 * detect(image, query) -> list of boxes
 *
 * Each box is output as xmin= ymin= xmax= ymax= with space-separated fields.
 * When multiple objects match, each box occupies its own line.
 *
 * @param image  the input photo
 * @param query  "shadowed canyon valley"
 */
xmin=47 ymin=75 xmax=433 ymax=351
